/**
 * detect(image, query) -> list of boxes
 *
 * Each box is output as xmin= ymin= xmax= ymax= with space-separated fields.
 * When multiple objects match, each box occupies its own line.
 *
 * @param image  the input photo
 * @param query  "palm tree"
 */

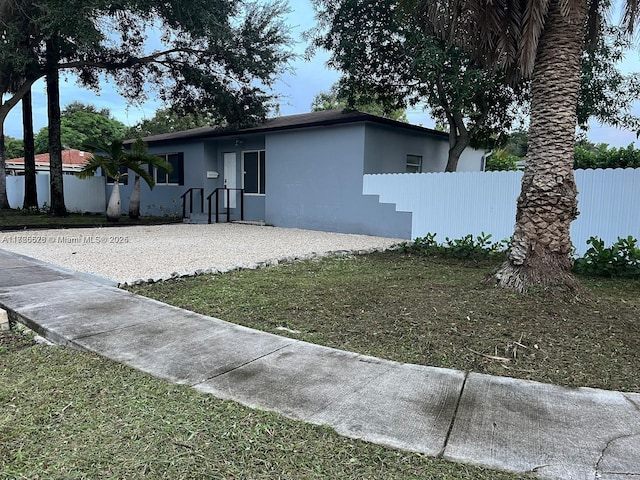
xmin=78 ymin=139 xmax=155 ymax=222
xmin=126 ymin=138 xmax=172 ymax=219
xmin=416 ymin=0 xmax=639 ymax=292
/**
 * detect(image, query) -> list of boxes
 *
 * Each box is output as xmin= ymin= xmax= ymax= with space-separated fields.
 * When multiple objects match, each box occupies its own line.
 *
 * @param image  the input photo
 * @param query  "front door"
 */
xmin=223 ymin=152 xmax=237 ymax=208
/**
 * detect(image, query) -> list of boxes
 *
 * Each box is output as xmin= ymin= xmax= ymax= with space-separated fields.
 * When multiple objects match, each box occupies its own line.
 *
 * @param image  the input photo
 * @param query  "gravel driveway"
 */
xmin=0 ymin=224 xmax=402 ymax=285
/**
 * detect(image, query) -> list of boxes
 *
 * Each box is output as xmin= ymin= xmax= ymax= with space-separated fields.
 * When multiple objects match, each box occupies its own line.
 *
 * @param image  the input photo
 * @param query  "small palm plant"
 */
xmin=78 ymin=139 xmax=165 ymax=222
xmin=126 ymin=139 xmax=172 ymax=219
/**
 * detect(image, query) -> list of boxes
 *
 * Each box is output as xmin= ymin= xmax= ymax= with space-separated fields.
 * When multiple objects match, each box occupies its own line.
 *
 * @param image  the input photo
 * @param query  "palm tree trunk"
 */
xmin=22 ymin=89 xmax=38 ymax=209
xmin=493 ymin=1 xmax=586 ymax=292
xmin=129 ymin=175 xmax=141 ymax=219
xmin=106 ymin=181 xmax=121 ymax=222
xmin=45 ymin=37 xmax=67 ymax=217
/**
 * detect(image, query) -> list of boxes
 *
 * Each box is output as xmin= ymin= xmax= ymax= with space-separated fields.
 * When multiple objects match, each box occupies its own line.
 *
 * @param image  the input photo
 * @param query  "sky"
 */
xmin=3 ymin=1 xmax=640 ymax=147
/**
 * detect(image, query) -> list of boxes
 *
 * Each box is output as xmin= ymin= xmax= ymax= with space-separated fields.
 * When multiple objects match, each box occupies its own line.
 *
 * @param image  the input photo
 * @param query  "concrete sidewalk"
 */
xmin=1 ymin=248 xmax=639 ymax=480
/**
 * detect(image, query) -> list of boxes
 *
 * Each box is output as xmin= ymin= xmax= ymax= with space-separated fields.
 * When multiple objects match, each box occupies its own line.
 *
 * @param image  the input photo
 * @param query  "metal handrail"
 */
xmin=206 ymin=187 xmax=244 ymax=224
xmin=180 ymin=188 xmax=204 ymax=218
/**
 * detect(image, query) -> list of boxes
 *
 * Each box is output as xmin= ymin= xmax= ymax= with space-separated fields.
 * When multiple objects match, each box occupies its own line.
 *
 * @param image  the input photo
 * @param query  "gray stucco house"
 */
xmin=116 ymin=109 xmax=484 ymax=238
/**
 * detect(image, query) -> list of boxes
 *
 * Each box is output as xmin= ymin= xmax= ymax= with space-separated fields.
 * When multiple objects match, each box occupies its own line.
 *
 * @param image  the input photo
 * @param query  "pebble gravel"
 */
xmin=0 ymin=223 xmax=403 ymax=285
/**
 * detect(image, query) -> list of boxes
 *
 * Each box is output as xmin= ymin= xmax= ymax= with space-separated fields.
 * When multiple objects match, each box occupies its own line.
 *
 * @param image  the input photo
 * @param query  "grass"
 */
xmin=2 ymin=251 xmax=636 ymax=478
xmin=0 ymin=208 xmax=180 ymax=230
xmin=129 ymin=251 xmax=640 ymax=392
xmin=0 ymin=332 xmax=530 ymax=479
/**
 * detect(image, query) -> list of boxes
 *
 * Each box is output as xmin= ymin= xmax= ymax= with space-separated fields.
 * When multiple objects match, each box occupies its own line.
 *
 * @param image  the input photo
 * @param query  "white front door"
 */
xmin=223 ymin=152 xmax=237 ymax=208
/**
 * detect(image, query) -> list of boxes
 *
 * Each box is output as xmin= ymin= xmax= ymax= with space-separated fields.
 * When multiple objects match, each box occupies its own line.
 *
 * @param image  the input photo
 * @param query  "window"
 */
xmin=406 ymin=154 xmax=423 ymax=173
xmin=150 ymin=153 xmax=184 ymax=185
xmin=243 ymin=150 xmax=265 ymax=194
xmin=105 ymin=166 xmax=128 ymax=185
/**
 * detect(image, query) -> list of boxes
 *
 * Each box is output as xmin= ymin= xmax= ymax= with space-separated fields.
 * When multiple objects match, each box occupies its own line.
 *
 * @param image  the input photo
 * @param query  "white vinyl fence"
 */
xmin=6 ymin=174 xmax=106 ymax=213
xmin=363 ymin=168 xmax=640 ymax=256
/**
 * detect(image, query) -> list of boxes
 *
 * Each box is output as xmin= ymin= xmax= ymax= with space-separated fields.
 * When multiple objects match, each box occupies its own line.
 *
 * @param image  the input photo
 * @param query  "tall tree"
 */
xmin=0 ymin=131 xmax=7 ymax=209
xmin=21 ymin=89 xmax=37 ymax=209
xmin=45 ymin=36 xmax=67 ymax=216
xmin=415 ymin=0 xmax=639 ymax=292
xmin=1 ymin=0 xmax=292 ymax=215
xmin=0 ymin=0 xmax=36 ymax=209
xmin=309 ymin=0 xmax=525 ymax=171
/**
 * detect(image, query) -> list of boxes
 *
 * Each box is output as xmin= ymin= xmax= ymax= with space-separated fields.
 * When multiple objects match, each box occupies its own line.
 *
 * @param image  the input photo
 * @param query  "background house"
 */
xmin=6 ymin=149 xmax=89 ymax=175
xmin=5 ymin=149 xmax=105 ymax=212
xmin=117 ymin=109 xmax=485 ymax=238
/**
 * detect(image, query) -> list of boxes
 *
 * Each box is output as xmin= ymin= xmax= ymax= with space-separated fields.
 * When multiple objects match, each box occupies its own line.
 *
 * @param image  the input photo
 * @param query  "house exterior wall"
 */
xmin=113 ymin=142 xmax=208 ymax=217
xmin=113 ymin=136 xmax=268 ymax=220
xmin=456 ymin=146 xmax=486 ymax=172
xmin=110 ymin=118 xmax=478 ymax=228
xmin=264 ymin=124 xmax=412 ymax=238
xmin=363 ymin=123 xmax=484 ymax=173
xmin=215 ymin=136 xmax=266 ymax=221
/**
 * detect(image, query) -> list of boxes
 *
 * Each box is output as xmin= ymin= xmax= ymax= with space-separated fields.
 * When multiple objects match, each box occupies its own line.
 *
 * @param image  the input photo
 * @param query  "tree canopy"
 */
xmin=1 ymin=0 xmax=294 ymax=126
xmin=310 ymin=83 xmax=408 ymax=122
xmin=33 ymin=102 xmax=126 ymax=153
xmin=124 ymin=108 xmax=217 ymax=138
xmin=310 ymin=0 xmax=640 ymax=174
xmin=574 ymin=139 xmax=640 ymax=169
xmin=410 ymin=0 xmax=640 ymax=292
xmin=4 ymin=136 xmax=24 ymax=159
xmin=309 ymin=0 xmax=525 ymax=172
xmin=577 ymin=25 xmax=640 ymax=133
xmin=1 ymin=0 xmax=293 ymax=213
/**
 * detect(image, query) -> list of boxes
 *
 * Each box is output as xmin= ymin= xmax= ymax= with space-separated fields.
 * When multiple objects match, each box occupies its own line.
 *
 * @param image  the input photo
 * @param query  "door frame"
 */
xmin=223 ymin=152 xmax=237 ymax=208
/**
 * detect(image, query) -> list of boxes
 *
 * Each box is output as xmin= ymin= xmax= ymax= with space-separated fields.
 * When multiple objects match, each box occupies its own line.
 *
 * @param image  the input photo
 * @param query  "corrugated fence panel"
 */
xmin=6 ymin=174 xmax=105 ymax=213
xmin=363 ymin=168 xmax=640 ymax=255
xmin=63 ymin=175 xmax=106 ymax=213
xmin=6 ymin=175 xmax=50 ymax=209
xmin=572 ymin=168 xmax=640 ymax=251
xmin=6 ymin=176 xmax=25 ymax=208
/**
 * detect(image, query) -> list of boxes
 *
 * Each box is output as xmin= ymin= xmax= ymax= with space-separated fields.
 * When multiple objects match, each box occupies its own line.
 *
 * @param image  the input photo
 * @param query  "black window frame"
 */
xmin=150 ymin=152 xmax=185 ymax=186
xmin=243 ymin=150 xmax=266 ymax=195
xmin=104 ymin=165 xmax=129 ymax=185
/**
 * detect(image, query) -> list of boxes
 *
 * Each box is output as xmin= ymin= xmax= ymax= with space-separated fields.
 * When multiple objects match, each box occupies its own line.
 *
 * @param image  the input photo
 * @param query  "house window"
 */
xmin=243 ymin=150 xmax=265 ymax=194
xmin=406 ymin=154 xmax=423 ymax=173
xmin=105 ymin=166 xmax=128 ymax=185
xmin=151 ymin=153 xmax=184 ymax=186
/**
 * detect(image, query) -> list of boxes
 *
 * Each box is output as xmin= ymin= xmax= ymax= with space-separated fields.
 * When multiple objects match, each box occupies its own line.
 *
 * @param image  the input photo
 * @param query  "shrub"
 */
xmin=573 ymin=236 xmax=640 ymax=278
xmin=485 ymin=149 xmax=521 ymax=171
xmin=400 ymin=232 xmax=509 ymax=261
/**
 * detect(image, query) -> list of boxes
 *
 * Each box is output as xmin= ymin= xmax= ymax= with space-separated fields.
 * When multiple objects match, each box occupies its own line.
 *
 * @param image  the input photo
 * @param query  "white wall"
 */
xmin=6 ymin=174 xmax=106 ymax=213
xmin=363 ymin=168 xmax=640 ymax=256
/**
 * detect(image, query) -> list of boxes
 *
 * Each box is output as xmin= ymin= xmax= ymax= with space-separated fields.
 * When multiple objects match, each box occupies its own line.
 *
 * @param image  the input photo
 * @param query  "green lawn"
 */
xmin=129 ymin=251 xmax=640 ymax=392
xmin=3 ymin=250 xmax=637 ymax=478
xmin=0 ymin=333 xmax=529 ymax=479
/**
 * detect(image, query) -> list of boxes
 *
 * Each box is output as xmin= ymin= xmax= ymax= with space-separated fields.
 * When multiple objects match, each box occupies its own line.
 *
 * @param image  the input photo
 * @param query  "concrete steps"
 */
xmin=183 ymin=213 xmax=211 ymax=224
